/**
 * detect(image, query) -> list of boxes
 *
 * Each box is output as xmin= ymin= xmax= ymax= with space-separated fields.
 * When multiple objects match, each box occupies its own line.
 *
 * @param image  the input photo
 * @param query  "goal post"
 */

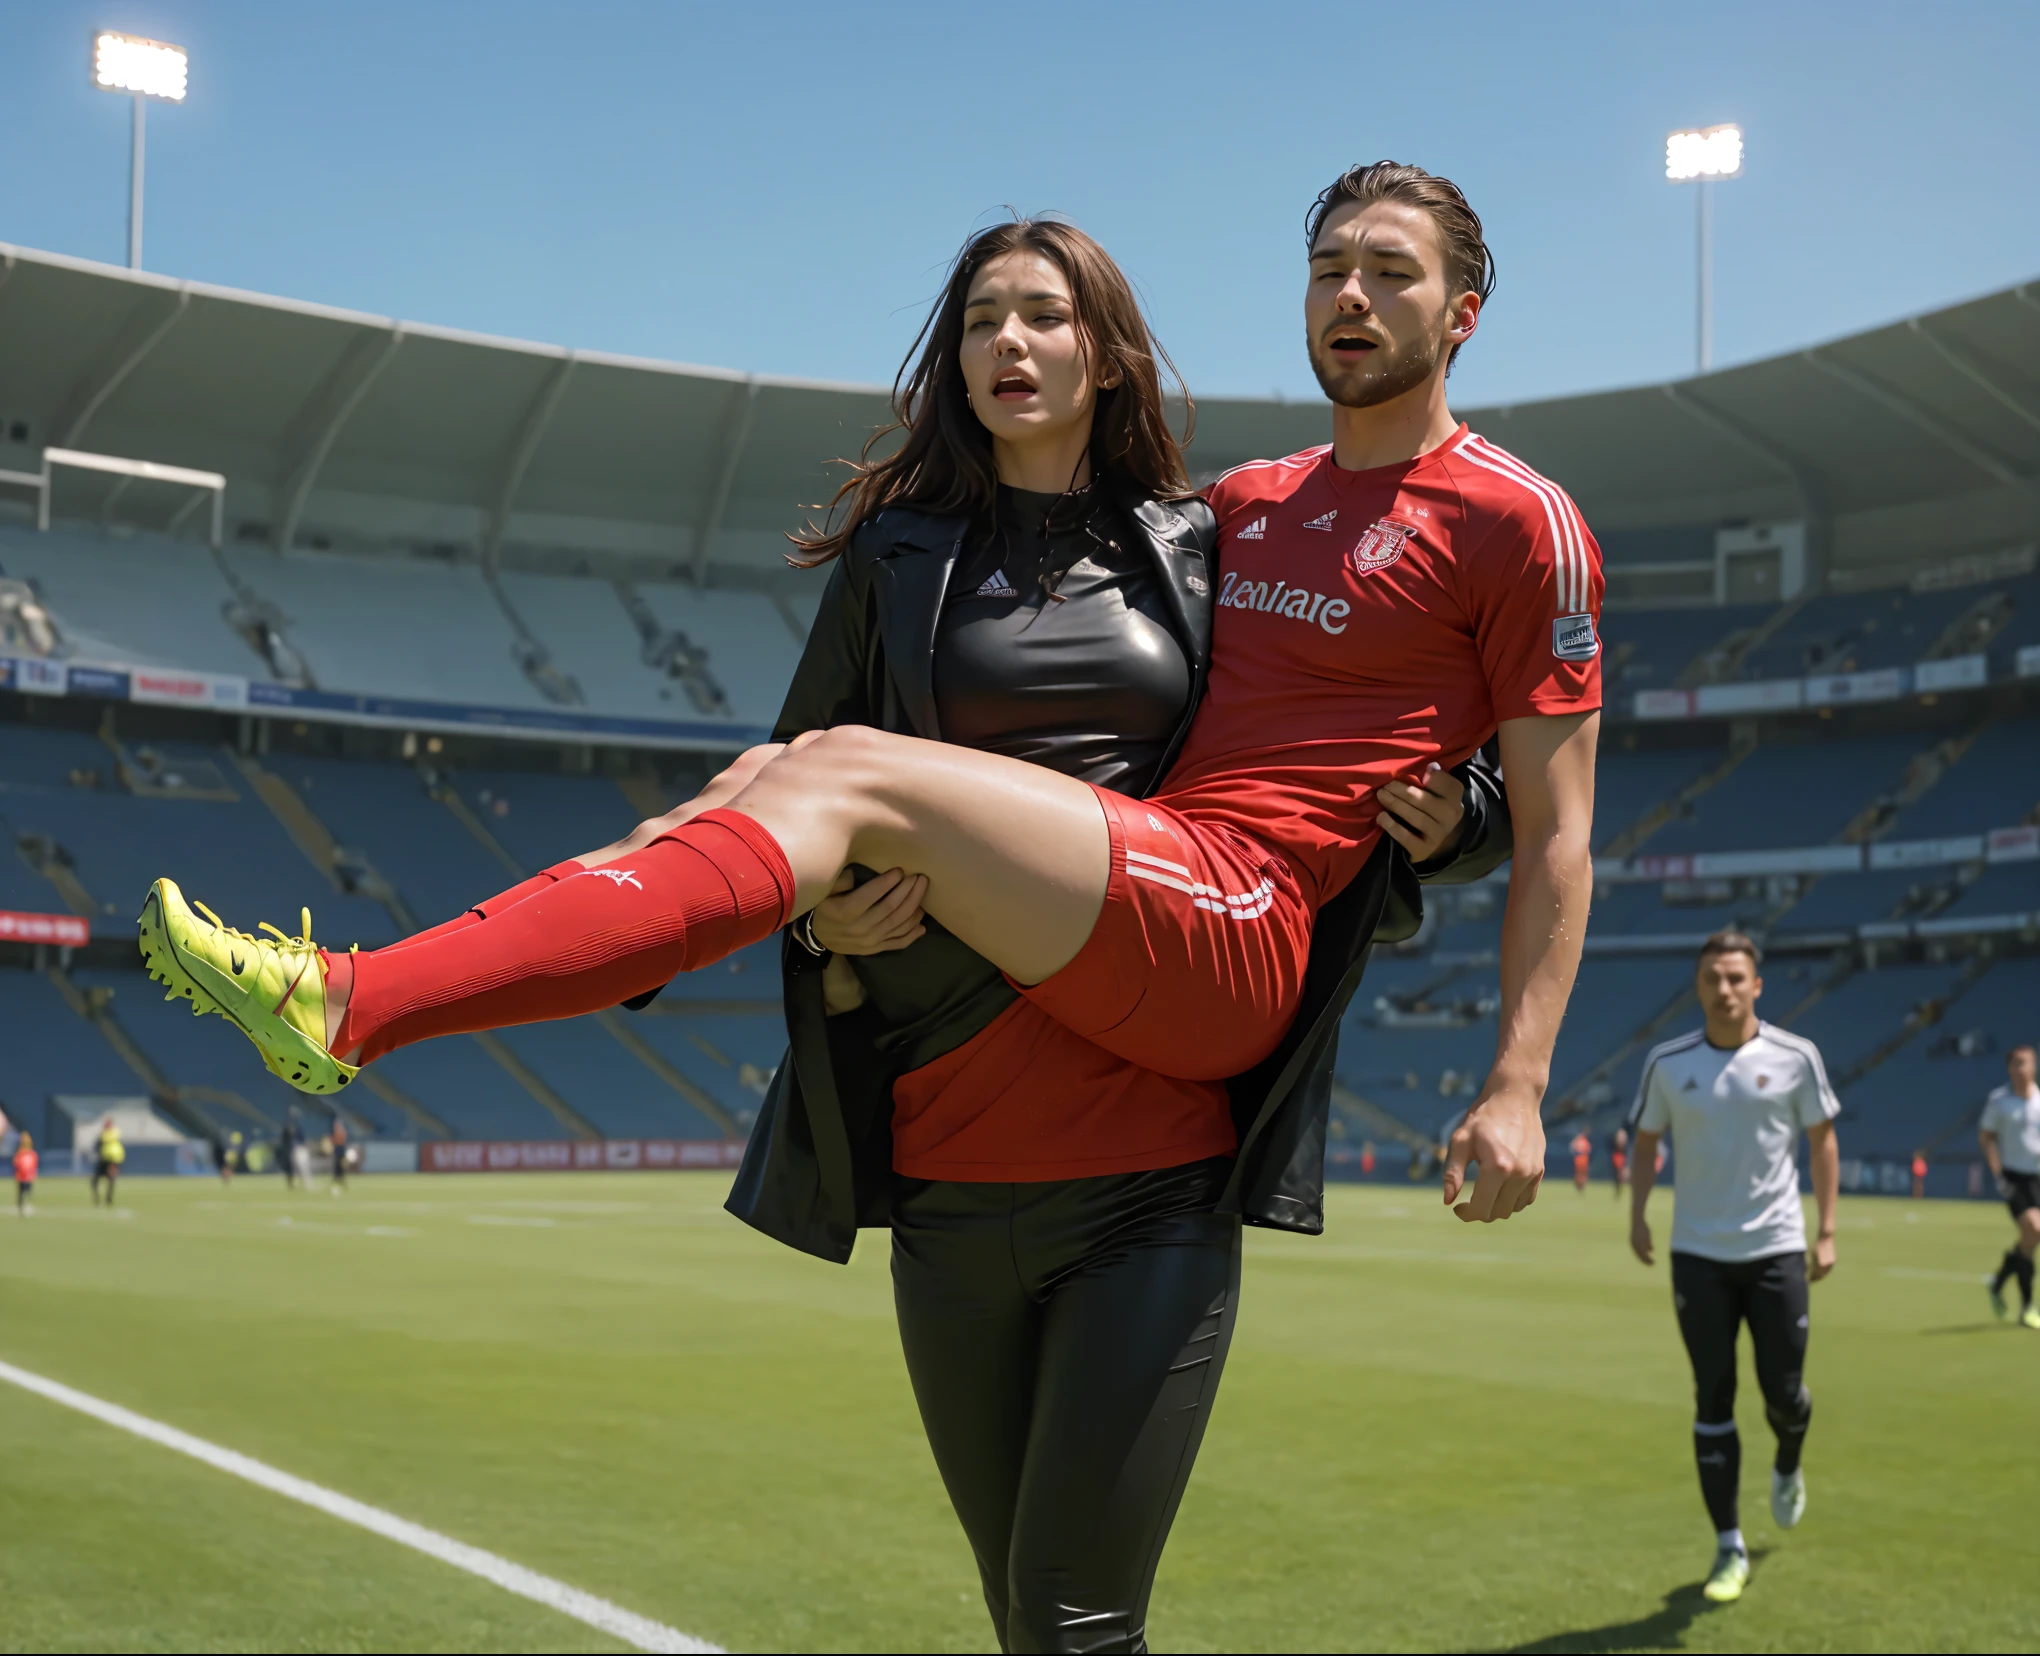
xmin=0 ymin=446 xmax=226 ymax=551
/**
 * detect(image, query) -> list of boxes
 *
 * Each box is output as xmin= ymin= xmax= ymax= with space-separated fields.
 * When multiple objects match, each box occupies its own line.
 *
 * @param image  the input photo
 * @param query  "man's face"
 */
xmin=1304 ymin=200 xmax=1476 ymax=412
xmin=2011 ymin=1048 xmax=2037 ymax=1091
xmin=1695 ymin=950 xmax=1762 ymax=1028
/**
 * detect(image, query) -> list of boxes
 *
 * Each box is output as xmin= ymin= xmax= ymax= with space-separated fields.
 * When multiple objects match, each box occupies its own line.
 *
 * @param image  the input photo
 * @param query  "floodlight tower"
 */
xmin=1665 ymin=124 xmax=1743 ymax=374
xmin=91 ymin=30 xmax=189 ymax=270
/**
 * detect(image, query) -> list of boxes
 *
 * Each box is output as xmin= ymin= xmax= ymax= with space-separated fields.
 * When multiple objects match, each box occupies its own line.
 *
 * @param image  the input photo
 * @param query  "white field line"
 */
xmin=0 ymin=1358 xmax=721 ymax=1654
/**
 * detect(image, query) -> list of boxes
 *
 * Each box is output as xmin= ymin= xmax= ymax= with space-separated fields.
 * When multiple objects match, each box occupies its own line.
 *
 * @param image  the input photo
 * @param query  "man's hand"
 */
xmin=1631 ymin=1215 xmax=1654 ymax=1266
xmin=1375 ymin=763 xmax=1466 ymax=863
xmin=1442 ymin=1085 xmax=1545 ymax=1221
xmin=1808 ymin=1233 xmax=1836 ymax=1281
xmin=809 ymin=867 xmax=927 ymax=956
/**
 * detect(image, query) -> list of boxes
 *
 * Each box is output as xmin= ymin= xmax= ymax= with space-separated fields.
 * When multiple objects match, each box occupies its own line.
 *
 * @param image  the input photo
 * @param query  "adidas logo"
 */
xmin=974 ymin=567 xmax=1018 ymax=598
xmin=1236 ymin=517 xmax=1267 ymax=540
xmin=1301 ymin=510 xmax=1338 ymax=531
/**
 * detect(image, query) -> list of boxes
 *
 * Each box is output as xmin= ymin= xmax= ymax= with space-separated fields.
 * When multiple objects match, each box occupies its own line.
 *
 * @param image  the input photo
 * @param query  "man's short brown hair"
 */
xmin=1306 ymin=162 xmax=1498 ymax=304
xmin=1698 ymin=929 xmax=1762 ymax=969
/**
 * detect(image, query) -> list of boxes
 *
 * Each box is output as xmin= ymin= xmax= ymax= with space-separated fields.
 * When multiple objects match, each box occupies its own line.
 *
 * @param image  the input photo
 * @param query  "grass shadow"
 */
xmin=1484 ymin=1550 xmax=1772 ymax=1654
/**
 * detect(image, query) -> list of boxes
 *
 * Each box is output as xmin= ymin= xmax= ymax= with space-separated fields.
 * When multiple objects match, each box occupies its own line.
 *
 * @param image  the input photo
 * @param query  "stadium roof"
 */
xmin=1 ymin=241 xmax=2035 ymax=586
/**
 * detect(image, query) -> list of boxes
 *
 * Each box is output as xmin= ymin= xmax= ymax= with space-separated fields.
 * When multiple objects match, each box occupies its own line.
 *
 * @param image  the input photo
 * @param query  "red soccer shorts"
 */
xmin=1014 ymin=786 xmax=1313 ymax=1082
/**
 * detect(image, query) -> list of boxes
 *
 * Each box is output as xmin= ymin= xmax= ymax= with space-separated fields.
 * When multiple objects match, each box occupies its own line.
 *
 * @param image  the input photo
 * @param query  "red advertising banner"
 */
xmin=419 ymin=1138 xmax=746 ymax=1173
xmin=0 ymin=909 xmax=90 ymax=946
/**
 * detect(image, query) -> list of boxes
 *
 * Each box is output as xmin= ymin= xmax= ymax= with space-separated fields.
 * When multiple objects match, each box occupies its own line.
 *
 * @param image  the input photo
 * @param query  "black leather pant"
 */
xmin=890 ymin=1158 xmax=1241 ymax=1655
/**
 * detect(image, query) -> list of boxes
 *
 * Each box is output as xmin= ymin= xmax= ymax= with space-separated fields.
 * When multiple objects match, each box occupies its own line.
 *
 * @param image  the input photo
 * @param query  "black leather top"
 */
xmin=934 ymin=484 xmax=1191 ymax=798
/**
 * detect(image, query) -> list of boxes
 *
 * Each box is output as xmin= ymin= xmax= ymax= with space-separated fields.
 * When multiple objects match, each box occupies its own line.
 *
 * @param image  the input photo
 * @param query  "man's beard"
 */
xmin=1307 ymin=328 xmax=1444 ymax=410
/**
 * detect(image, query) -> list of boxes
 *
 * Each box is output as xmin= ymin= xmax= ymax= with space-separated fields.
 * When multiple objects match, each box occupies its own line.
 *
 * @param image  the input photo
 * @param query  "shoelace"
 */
xmin=193 ymin=901 xmax=317 ymax=956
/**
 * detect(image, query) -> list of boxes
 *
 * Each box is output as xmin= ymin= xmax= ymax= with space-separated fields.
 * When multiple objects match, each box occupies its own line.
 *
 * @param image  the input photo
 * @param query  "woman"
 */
xmin=715 ymin=220 xmax=1511 ymax=1651
xmin=146 ymin=215 xmax=1514 ymax=1651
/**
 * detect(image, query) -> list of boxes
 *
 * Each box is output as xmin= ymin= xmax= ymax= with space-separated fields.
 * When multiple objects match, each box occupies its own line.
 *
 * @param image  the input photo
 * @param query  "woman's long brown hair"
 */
xmin=790 ymin=217 xmax=1194 ymax=566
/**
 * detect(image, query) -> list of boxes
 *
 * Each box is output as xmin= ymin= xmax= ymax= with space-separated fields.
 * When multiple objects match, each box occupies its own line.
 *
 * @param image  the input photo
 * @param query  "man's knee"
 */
xmin=707 ymin=742 xmax=788 ymax=797
xmin=781 ymin=723 xmax=889 ymax=770
xmin=1764 ymin=1383 xmax=1811 ymax=1437
xmin=1692 ymin=1370 xmax=1737 ymax=1425
xmin=749 ymin=723 xmax=898 ymax=802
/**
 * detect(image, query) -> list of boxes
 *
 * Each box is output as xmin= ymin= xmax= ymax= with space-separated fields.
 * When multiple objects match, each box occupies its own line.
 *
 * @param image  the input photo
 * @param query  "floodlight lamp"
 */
xmin=1665 ymin=124 xmax=1742 ymax=182
xmin=93 ymin=31 xmax=188 ymax=101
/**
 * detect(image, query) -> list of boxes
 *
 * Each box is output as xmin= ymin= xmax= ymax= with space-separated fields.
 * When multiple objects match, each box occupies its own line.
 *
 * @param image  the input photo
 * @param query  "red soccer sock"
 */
xmin=326 ymin=811 xmax=794 ymax=1065
xmin=375 ymin=862 xmax=584 ymax=955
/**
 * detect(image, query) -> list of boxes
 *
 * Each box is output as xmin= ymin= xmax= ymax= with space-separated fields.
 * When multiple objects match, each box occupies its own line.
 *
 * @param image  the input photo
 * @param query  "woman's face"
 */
xmin=958 ymin=251 xmax=1112 ymax=455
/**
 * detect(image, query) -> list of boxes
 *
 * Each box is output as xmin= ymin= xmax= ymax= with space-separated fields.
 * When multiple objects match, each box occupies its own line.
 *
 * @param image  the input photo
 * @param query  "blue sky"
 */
xmin=4 ymin=1 xmax=2036 ymax=409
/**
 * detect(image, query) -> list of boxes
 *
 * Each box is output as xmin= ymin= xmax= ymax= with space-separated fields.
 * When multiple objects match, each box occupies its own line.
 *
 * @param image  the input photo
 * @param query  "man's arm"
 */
xmin=1980 ymin=1126 xmax=2003 ymax=1183
xmin=1806 ymin=1119 xmax=1839 ymax=1280
xmin=1442 ymin=709 xmax=1599 ymax=1222
xmin=1629 ymin=1127 xmax=1661 ymax=1264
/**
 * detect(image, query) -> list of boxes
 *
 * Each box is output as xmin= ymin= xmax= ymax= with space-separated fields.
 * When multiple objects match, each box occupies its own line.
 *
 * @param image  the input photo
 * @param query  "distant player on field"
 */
xmin=13 ymin=1132 xmax=36 ymax=1216
xmin=1627 ymin=929 xmax=1840 ymax=1605
xmin=91 ymin=1116 xmax=125 ymax=1208
xmin=1571 ymin=1130 xmax=1592 ymax=1193
xmin=1980 ymin=1043 xmax=2040 ymax=1328
xmin=1609 ymin=1124 xmax=1629 ymax=1201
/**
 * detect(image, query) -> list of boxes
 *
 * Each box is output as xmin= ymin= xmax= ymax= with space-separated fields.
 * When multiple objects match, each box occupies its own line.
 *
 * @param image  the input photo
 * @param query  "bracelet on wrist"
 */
xmin=792 ymin=911 xmax=827 ymax=957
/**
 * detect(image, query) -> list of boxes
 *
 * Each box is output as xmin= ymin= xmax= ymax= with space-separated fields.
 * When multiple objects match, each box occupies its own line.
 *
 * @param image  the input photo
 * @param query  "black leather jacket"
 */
xmin=724 ymin=489 xmax=1513 ymax=1262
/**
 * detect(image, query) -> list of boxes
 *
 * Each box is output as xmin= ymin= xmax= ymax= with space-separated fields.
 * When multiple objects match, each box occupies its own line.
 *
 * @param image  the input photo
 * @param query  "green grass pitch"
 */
xmin=1 ymin=1171 xmax=2034 ymax=1653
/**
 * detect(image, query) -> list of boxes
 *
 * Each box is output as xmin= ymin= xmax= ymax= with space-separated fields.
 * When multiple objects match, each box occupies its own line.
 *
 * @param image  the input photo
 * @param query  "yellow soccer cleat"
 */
xmin=137 ymin=878 xmax=358 ymax=1095
xmin=1701 ymin=1546 xmax=1750 ymax=1604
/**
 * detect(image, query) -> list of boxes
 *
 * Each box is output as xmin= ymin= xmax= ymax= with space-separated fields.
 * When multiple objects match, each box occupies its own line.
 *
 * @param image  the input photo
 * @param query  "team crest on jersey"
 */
xmin=1552 ymin=612 xmax=1600 ymax=661
xmin=1348 ymin=518 xmax=1415 ymax=577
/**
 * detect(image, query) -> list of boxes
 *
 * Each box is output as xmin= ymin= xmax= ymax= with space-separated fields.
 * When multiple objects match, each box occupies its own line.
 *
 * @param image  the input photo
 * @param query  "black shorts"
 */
xmin=2005 ymin=1170 xmax=2040 ymax=1222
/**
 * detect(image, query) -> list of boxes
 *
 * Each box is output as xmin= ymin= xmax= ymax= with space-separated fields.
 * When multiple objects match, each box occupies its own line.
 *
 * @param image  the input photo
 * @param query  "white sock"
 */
xmin=1718 ymin=1528 xmax=1746 ymax=1556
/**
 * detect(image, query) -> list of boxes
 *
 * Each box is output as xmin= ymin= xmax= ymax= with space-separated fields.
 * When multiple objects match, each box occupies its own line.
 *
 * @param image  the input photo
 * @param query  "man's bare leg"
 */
xmin=707 ymin=727 xmax=1113 ymax=977
xmin=324 ymin=727 xmax=1113 ymax=1048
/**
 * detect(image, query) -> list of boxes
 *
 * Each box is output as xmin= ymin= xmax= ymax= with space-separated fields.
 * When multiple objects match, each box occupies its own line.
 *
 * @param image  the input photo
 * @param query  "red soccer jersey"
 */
xmin=13 ymin=1147 xmax=37 ymax=1183
xmin=1156 ymin=426 xmax=1603 ymax=907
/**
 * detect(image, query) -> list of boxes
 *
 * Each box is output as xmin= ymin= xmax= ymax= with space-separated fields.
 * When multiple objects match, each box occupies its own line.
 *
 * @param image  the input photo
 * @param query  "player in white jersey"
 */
xmin=1980 ymin=1043 xmax=2040 ymax=1327
xmin=1627 ymin=930 xmax=1840 ymax=1606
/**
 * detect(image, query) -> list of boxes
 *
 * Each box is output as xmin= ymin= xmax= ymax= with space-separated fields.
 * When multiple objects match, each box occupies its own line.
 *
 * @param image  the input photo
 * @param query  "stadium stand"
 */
xmin=1640 ymin=734 xmax=1931 ymax=855
xmin=0 ymin=521 xmax=807 ymax=729
xmin=1889 ymin=721 xmax=2040 ymax=837
xmin=4 ymin=242 xmax=2036 ymax=1184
